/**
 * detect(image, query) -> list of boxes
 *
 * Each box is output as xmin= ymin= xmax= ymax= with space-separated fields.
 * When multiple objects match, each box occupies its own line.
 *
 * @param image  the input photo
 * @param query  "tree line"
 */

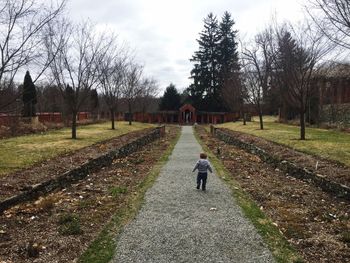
xmin=0 ymin=0 xmax=159 ymax=139
xmin=186 ymin=1 xmax=349 ymax=140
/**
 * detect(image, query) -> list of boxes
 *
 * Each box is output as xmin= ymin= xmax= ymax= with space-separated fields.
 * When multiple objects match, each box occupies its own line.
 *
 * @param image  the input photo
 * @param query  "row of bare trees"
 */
xmin=45 ymin=20 xmax=159 ymax=138
xmin=0 ymin=0 xmax=66 ymax=111
xmin=0 ymin=0 xmax=159 ymax=139
xmin=239 ymin=21 xmax=332 ymax=139
xmin=223 ymin=0 xmax=350 ymax=140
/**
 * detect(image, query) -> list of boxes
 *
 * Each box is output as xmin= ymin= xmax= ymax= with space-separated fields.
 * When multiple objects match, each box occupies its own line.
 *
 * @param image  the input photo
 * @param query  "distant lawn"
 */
xmin=0 ymin=122 xmax=154 ymax=176
xmin=219 ymin=117 xmax=350 ymax=166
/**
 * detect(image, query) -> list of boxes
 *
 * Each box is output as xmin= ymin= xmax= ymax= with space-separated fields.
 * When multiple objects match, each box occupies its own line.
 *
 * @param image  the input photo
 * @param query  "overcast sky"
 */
xmin=68 ymin=0 xmax=307 ymax=94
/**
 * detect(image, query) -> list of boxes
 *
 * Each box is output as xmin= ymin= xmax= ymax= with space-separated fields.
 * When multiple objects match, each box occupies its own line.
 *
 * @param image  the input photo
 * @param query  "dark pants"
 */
xmin=197 ymin=172 xmax=208 ymax=190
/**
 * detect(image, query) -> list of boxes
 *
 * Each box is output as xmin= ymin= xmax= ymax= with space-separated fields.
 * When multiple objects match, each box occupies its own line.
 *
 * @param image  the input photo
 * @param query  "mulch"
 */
xmin=197 ymin=126 xmax=350 ymax=263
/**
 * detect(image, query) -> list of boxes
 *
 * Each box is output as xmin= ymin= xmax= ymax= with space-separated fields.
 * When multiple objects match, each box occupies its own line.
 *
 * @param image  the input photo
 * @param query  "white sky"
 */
xmin=68 ymin=0 xmax=307 ymax=93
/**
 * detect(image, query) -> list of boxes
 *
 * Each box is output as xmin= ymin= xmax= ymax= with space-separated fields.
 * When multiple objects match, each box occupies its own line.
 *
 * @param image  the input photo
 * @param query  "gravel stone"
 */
xmin=113 ymin=126 xmax=275 ymax=263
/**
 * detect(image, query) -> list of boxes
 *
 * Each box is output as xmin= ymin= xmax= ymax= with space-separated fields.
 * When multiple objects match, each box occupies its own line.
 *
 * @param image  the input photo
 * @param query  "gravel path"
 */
xmin=113 ymin=126 xmax=275 ymax=263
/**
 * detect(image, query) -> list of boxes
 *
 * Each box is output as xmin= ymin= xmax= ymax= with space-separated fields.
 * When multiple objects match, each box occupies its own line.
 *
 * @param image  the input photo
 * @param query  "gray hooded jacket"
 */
xmin=192 ymin=159 xmax=213 ymax=173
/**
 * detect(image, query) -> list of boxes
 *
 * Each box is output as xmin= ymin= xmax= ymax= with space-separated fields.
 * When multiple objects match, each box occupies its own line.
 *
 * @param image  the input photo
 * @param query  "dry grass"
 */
xmin=0 ymin=121 xmax=154 ymax=176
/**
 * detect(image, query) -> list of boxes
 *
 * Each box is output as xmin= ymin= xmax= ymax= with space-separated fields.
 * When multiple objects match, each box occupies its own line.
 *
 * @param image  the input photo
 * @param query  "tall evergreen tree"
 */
xmin=274 ymin=29 xmax=320 ymax=140
xmin=218 ymin=12 xmax=240 ymax=108
xmin=159 ymin=84 xmax=181 ymax=111
xmin=22 ymin=71 xmax=37 ymax=117
xmin=218 ymin=12 xmax=240 ymax=75
xmin=274 ymin=31 xmax=298 ymax=122
xmin=189 ymin=12 xmax=240 ymax=112
xmin=189 ymin=13 xmax=220 ymax=111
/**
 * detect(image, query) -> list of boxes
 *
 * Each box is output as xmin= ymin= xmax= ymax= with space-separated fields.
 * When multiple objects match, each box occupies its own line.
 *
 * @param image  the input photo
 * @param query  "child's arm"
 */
xmin=192 ymin=161 xmax=199 ymax=172
xmin=208 ymin=161 xmax=213 ymax=173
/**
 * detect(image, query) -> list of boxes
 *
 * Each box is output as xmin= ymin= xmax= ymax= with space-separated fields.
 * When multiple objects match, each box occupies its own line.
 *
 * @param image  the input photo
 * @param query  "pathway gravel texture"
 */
xmin=113 ymin=126 xmax=275 ymax=263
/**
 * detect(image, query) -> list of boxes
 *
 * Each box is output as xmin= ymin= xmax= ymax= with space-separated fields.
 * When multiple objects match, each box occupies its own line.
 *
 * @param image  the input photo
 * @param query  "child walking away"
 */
xmin=192 ymin=153 xmax=213 ymax=191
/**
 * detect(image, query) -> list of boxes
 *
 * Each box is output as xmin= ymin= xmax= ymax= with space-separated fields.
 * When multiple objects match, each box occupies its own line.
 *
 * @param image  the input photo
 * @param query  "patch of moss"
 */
xmin=108 ymin=186 xmax=128 ymax=198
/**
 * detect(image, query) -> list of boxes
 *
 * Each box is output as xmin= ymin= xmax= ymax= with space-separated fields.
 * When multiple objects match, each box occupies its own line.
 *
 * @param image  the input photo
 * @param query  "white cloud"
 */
xmin=67 ymin=0 xmax=307 ymax=93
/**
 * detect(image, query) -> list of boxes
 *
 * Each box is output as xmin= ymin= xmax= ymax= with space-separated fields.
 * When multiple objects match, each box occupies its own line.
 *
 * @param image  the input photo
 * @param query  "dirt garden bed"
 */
xmin=0 ymin=128 xmax=157 ymax=202
xmin=217 ymin=128 xmax=350 ymax=187
xmin=0 ymin=126 xmax=180 ymax=263
xmin=196 ymin=126 xmax=350 ymax=263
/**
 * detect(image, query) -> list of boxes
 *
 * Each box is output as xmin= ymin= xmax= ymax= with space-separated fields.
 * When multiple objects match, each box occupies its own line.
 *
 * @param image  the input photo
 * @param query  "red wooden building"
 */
xmin=132 ymin=104 xmax=238 ymax=124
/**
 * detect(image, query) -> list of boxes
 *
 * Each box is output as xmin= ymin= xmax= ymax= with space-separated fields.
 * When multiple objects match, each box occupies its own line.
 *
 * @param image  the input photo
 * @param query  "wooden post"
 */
xmin=210 ymin=125 xmax=215 ymax=135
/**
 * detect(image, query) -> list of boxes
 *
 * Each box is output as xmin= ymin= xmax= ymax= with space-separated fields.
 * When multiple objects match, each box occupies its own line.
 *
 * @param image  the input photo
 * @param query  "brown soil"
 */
xmin=220 ymin=128 xmax=350 ymax=187
xmin=0 ymin=128 xmax=155 ymax=201
xmin=0 ymin=126 xmax=180 ymax=263
xmin=196 ymin=126 xmax=350 ymax=263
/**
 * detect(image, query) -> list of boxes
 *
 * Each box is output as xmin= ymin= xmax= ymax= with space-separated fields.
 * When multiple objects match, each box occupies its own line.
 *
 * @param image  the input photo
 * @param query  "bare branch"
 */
xmin=306 ymin=0 xmax=350 ymax=50
xmin=0 ymin=0 xmax=66 ymax=88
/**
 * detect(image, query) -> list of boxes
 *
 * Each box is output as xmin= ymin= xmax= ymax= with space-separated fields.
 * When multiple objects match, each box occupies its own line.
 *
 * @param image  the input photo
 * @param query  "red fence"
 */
xmin=37 ymin=113 xmax=62 ymax=123
xmin=0 ymin=114 xmax=18 ymax=126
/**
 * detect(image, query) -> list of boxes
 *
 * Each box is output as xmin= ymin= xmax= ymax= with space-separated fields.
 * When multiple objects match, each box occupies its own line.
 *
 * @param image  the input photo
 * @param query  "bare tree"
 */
xmin=46 ymin=20 xmax=109 ymax=139
xmin=0 ymin=0 xmax=66 ymax=87
xmin=136 ymin=77 xmax=159 ymax=118
xmin=0 ymin=0 xmax=66 ymax=111
xmin=122 ymin=63 xmax=143 ymax=125
xmin=241 ymin=65 xmax=264 ymax=128
xmin=274 ymin=22 xmax=332 ymax=139
xmin=97 ymin=38 xmax=129 ymax=130
xmin=242 ymin=28 xmax=274 ymax=130
xmin=221 ymin=71 xmax=246 ymax=123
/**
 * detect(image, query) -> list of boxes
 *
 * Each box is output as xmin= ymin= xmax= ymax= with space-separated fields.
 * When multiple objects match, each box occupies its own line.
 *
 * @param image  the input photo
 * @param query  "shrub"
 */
xmin=36 ymin=196 xmax=56 ymax=212
xmin=341 ymin=232 xmax=350 ymax=243
xmin=58 ymin=213 xmax=82 ymax=235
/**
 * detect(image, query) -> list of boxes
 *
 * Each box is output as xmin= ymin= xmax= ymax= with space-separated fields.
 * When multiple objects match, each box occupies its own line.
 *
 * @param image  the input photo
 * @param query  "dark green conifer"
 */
xmin=22 ymin=71 xmax=37 ymax=117
xmin=159 ymin=84 xmax=181 ymax=111
xmin=188 ymin=12 xmax=240 ymax=112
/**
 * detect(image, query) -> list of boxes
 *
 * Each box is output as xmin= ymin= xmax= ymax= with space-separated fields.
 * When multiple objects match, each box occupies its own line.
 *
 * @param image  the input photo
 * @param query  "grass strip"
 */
xmin=0 ymin=121 xmax=154 ymax=175
xmin=219 ymin=119 xmax=350 ymax=166
xmin=194 ymin=126 xmax=303 ymax=263
xmin=78 ymin=128 xmax=181 ymax=263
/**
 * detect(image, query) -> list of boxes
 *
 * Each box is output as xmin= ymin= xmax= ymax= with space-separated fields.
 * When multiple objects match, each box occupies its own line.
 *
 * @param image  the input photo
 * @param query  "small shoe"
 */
xmin=196 ymin=185 xmax=200 ymax=189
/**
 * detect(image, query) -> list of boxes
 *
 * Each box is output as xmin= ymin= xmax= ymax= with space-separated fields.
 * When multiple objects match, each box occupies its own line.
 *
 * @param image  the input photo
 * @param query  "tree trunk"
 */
xmin=243 ymin=113 xmax=246 ymax=125
xmin=111 ymin=108 xmax=115 ymax=130
xmin=72 ymin=111 xmax=77 ymax=139
xmin=257 ymin=102 xmax=264 ymax=130
xmin=29 ymin=102 xmax=33 ymax=117
xmin=259 ymin=109 xmax=264 ymax=130
xmin=300 ymin=108 xmax=306 ymax=140
xmin=128 ymin=101 xmax=132 ymax=125
xmin=281 ymin=101 xmax=287 ymax=122
xmin=240 ymin=109 xmax=246 ymax=125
